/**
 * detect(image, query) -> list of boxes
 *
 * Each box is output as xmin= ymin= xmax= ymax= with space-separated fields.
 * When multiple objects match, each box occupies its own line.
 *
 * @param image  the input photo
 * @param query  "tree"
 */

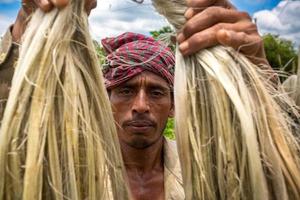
xmin=150 ymin=26 xmax=173 ymax=39
xmin=263 ymin=34 xmax=298 ymax=79
xmin=150 ymin=26 xmax=176 ymax=52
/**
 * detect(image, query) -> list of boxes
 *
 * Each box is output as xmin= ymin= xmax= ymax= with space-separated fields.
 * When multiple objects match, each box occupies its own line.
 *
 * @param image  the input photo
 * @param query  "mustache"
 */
xmin=123 ymin=116 xmax=156 ymax=127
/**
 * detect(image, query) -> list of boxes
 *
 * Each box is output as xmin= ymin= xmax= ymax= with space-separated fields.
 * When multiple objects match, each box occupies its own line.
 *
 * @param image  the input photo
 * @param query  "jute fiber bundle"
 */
xmin=152 ymin=0 xmax=300 ymax=199
xmin=0 ymin=0 xmax=129 ymax=199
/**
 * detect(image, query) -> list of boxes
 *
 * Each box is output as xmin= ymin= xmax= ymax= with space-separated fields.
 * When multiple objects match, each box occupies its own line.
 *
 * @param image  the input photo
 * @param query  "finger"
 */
xmin=185 ymin=7 xmax=205 ymax=19
xmin=186 ymin=0 xmax=234 ymax=9
xmin=185 ymin=0 xmax=235 ymax=19
xmin=178 ymin=21 xmax=254 ymax=55
xmin=217 ymin=30 xmax=262 ymax=55
xmin=178 ymin=7 xmax=251 ymax=43
xmin=34 ymin=0 xmax=53 ymax=12
xmin=186 ymin=0 xmax=217 ymax=7
xmin=22 ymin=0 xmax=37 ymax=13
xmin=217 ymin=30 xmax=251 ymax=50
xmin=50 ymin=0 xmax=69 ymax=8
xmin=217 ymin=30 xmax=270 ymax=66
xmin=179 ymin=28 xmax=218 ymax=55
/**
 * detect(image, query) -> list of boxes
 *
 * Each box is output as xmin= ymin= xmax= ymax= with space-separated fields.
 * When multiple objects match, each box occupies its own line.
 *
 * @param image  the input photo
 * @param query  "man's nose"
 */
xmin=132 ymin=90 xmax=150 ymax=113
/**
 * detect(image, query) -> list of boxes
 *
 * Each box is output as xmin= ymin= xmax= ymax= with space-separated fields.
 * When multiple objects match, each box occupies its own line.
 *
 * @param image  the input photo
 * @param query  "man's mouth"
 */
xmin=123 ymin=120 xmax=155 ymax=133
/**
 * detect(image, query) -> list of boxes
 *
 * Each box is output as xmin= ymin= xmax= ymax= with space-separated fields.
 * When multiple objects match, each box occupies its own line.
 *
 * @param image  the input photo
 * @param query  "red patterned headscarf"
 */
xmin=101 ymin=32 xmax=175 ymax=89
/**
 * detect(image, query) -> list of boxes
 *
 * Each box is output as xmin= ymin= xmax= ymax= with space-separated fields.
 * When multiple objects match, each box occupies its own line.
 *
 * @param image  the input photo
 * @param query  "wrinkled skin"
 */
xmin=178 ymin=0 xmax=269 ymax=66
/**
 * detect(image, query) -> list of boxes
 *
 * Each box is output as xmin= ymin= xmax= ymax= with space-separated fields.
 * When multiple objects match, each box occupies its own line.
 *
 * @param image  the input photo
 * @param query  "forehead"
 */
xmin=119 ymin=71 xmax=170 ymax=89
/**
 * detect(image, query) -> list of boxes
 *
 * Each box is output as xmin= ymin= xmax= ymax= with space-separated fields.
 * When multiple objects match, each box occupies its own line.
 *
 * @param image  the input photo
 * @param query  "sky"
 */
xmin=0 ymin=0 xmax=299 ymax=47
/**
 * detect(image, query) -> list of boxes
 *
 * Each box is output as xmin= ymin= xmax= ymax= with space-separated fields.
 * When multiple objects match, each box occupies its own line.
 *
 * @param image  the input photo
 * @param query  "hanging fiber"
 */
xmin=152 ymin=0 xmax=300 ymax=199
xmin=0 ymin=0 xmax=130 ymax=199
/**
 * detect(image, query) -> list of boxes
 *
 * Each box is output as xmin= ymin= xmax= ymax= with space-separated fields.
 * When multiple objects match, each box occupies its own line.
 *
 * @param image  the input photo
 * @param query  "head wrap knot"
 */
xmin=101 ymin=32 xmax=175 ymax=89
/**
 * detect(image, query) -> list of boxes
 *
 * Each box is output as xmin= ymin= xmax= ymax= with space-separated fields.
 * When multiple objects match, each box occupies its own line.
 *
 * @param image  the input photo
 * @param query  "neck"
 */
xmin=120 ymin=136 xmax=164 ymax=173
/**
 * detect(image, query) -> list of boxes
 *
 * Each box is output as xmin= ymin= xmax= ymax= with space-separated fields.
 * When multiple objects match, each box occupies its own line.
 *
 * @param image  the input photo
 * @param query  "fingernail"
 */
xmin=41 ymin=0 xmax=51 ymax=6
xmin=184 ymin=9 xmax=193 ymax=19
xmin=177 ymin=33 xmax=185 ymax=43
xmin=52 ymin=0 xmax=69 ymax=8
xmin=179 ymin=41 xmax=189 ymax=52
xmin=186 ymin=0 xmax=192 ymax=5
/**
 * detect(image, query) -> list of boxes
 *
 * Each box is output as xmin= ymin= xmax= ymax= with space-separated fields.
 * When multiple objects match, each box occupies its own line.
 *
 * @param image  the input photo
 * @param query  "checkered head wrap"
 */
xmin=101 ymin=32 xmax=175 ymax=89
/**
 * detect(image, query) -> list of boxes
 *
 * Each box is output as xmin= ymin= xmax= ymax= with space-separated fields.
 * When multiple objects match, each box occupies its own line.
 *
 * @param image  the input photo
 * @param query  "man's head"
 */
xmin=102 ymin=32 xmax=175 ymax=149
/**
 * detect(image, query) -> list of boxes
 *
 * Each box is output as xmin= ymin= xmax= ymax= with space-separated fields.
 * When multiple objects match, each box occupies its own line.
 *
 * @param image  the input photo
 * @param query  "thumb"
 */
xmin=50 ymin=0 xmax=69 ymax=8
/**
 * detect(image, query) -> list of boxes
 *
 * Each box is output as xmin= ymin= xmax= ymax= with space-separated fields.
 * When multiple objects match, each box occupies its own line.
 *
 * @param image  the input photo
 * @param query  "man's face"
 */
xmin=109 ymin=71 xmax=174 ymax=149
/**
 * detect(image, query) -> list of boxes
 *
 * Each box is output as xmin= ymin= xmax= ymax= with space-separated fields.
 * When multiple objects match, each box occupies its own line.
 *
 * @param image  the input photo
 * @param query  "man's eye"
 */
xmin=151 ymin=90 xmax=164 ymax=97
xmin=118 ymin=88 xmax=133 ymax=95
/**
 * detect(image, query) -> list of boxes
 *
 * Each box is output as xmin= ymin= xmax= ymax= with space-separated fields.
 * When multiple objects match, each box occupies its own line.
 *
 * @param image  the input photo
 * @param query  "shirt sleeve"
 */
xmin=0 ymin=26 xmax=19 ymax=120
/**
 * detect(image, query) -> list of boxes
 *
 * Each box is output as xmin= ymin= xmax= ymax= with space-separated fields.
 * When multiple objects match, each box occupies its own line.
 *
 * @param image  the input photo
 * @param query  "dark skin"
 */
xmin=10 ymin=0 xmax=272 ymax=199
xmin=178 ymin=0 xmax=269 ymax=66
xmin=110 ymin=71 xmax=174 ymax=200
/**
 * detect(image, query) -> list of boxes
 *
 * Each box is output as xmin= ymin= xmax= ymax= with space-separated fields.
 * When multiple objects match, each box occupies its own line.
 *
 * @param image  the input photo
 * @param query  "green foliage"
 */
xmin=150 ymin=26 xmax=174 ymax=39
xmin=94 ymin=40 xmax=107 ymax=67
xmin=163 ymin=118 xmax=175 ymax=140
xmin=263 ymin=34 xmax=298 ymax=77
xmin=150 ymin=26 xmax=176 ymax=52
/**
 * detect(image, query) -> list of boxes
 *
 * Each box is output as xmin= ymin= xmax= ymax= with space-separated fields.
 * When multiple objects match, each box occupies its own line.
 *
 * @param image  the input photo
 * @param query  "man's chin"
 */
xmin=127 ymin=137 xmax=154 ymax=149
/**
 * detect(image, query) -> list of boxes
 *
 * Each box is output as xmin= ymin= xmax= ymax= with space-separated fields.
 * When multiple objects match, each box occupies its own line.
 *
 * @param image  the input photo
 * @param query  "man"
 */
xmin=1 ymin=0 xmax=298 ymax=199
xmin=101 ymin=32 xmax=181 ymax=199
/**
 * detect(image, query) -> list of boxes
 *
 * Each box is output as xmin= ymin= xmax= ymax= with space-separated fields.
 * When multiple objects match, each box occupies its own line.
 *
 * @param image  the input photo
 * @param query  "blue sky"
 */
xmin=0 ymin=0 xmax=299 ymax=47
xmin=231 ymin=0 xmax=281 ymax=14
xmin=0 ymin=0 xmax=19 ymax=17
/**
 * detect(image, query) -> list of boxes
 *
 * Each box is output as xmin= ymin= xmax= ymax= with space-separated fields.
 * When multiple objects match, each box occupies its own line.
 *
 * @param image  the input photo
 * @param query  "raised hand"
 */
xmin=178 ymin=0 xmax=269 ymax=66
xmin=12 ymin=0 xmax=97 ymax=42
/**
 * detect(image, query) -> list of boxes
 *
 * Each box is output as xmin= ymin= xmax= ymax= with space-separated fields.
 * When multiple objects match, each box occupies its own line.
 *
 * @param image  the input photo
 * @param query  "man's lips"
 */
xmin=123 ymin=120 xmax=155 ymax=132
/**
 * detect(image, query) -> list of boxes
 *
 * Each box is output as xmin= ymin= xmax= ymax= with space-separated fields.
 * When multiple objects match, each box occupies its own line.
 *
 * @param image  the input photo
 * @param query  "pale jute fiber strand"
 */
xmin=152 ymin=0 xmax=300 ymax=199
xmin=0 ymin=0 xmax=130 ymax=199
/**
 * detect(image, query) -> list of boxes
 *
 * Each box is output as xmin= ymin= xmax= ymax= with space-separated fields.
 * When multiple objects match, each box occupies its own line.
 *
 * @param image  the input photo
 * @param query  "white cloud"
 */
xmin=254 ymin=1 xmax=300 ymax=47
xmin=0 ymin=14 xmax=14 ymax=36
xmin=89 ymin=0 xmax=169 ymax=41
xmin=0 ymin=0 xmax=169 ymax=39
